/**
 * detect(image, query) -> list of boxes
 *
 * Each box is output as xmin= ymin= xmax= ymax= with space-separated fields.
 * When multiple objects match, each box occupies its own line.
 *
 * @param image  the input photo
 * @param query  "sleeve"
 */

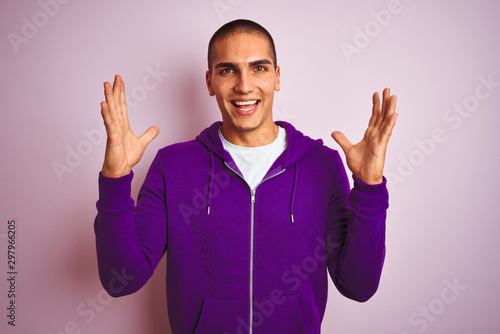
xmin=325 ymin=151 xmax=388 ymax=302
xmin=93 ymin=151 xmax=167 ymax=297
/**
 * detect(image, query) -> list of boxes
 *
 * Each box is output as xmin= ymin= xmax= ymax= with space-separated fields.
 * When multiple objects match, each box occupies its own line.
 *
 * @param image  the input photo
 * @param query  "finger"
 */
xmin=120 ymin=77 xmax=126 ymax=106
xmin=105 ymin=79 xmax=125 ymax=131
xmin=100 ymin=101 xmax=110 ymax=123
xmin=374 ymin=88 xmax=389 ymax=129
xmin=385 ymin=94 xmax=397 ymax=121
xmin=379 ymin=112 xmax=398 ymax=146
xmin=139 ymin=126 xmax=160 ymax=147
xmin=331 ymin=131 xmax=353 ymax=154
xmin=112 ymin=74 xmax=122 ymax=104
xmin=120 ymin=90 xmax=129 ymax=126
xmin=369 ymin=91 xmax=381 ymax=128
xmin=118 ymin=76 xmax=130 ymax=125
xmin=378 ymin=87 xmax=392 ymax=128
xmin=103 ymin=81 xmax=116 ymax=112
xmin=114 ymin=75 xmax=126 ymax=124
xmin=379 ymin=94 xmax=397 ymax=138
xmin=100 ymin=101 xmax=114 ymax=134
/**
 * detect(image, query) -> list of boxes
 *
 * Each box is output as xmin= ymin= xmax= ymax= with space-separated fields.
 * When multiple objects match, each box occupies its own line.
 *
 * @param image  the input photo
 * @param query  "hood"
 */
xmin=195 ymin=121 xmax=324 ymax=223
xmin=195 ymin=121 xmax=323 ymax=168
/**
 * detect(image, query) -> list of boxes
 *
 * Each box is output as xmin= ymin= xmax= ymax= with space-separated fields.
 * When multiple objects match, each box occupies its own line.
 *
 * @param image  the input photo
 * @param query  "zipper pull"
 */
xmin=251 ymin=189 xmax=256 ymax=203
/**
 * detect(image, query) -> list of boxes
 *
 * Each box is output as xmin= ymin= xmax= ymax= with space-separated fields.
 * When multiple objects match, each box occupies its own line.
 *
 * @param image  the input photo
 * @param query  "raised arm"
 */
xmin=95 ymin=75 xmax=166 ymax=297
xmin=326 ymin=88 xmax=398 ymax=301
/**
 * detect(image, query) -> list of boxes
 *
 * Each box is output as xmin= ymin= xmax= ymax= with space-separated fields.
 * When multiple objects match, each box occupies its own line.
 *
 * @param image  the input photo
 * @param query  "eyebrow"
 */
xmin=214 ymin=59 xmax=273 ymax=70
xmin=250 ymin=59 xmax=273 ymax=67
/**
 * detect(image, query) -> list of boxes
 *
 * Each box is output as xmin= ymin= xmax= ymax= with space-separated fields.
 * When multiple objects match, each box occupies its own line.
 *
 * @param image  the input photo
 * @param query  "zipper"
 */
xmin=249 ymin=189 xmax=255 ymax=334
xmin=224 ymin=162 xmax=286 ymax=333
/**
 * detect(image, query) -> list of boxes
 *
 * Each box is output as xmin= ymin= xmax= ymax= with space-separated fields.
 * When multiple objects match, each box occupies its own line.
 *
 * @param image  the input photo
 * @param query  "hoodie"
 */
xmin=94 ymin=121 xmax=388 ymax=334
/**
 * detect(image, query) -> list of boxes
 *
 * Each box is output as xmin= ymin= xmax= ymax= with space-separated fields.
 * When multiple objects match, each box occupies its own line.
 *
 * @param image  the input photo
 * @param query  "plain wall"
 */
xmin=1 ymin=0 xmax=499 ymax=333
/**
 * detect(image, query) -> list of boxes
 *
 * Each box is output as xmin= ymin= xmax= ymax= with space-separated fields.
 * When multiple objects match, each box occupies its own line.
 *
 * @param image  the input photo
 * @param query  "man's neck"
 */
xmin=220 ymin=122 xmax=279 ymax=147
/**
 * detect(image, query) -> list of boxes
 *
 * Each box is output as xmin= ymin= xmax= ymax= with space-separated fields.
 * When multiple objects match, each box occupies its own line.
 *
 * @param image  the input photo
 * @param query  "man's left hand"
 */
xmin=331 ymin=88 xmax=398 ymax=185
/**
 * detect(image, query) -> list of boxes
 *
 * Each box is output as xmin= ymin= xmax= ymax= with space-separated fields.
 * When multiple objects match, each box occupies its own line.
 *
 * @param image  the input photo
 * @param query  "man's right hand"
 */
xmin=100 ymin=75 xmax=160 ymax=178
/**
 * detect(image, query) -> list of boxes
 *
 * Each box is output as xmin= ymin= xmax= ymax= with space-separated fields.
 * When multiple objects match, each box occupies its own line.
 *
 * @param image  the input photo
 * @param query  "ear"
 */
xmin=274 ymin=66 xmax=281 ymax=92
xmin=206 ymin=71 xmax=215 ymax=96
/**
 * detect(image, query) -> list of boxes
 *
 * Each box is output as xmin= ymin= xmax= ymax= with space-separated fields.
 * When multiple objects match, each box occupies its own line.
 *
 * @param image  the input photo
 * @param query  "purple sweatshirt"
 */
xmin=94 ymin=121 xmax=388 ymax=334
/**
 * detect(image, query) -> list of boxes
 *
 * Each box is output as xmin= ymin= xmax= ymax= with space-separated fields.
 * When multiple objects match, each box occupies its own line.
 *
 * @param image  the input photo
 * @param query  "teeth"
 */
xmin=233 ymin=100 xmax=257 ymax=106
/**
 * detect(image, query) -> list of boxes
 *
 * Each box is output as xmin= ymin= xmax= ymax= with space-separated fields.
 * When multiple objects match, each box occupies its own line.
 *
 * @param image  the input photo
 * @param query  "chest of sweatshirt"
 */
xmin=152 ymin=140 xmax=347 ymax=294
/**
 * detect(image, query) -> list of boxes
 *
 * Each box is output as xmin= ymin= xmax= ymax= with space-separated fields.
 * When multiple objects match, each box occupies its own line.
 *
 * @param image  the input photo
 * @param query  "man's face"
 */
xmin=206 ymin=32 xmax=280 ymax=137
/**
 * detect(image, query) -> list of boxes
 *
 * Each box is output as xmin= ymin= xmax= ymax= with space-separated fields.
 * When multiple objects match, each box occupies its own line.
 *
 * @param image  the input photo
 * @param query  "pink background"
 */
xmin=1 ymin=0 xmax=499 ymax=333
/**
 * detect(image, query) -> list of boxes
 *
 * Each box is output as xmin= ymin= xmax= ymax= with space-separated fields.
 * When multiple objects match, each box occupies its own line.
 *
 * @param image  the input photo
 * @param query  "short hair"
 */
xmin=207 ymin=19 xmax=277 ymax=73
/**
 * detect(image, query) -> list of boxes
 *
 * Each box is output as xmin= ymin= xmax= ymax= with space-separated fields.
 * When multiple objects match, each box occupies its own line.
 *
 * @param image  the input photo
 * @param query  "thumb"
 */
xmin=139 ymin=126 xmax=160 ymax=147
xmin=331 ymin=131 xmax=352 ymax=154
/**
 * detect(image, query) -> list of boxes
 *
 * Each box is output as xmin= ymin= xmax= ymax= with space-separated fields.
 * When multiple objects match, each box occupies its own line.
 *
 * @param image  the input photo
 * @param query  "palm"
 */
xmin=332 ymin=88 xmax=398 ymax=185
xmin=100 ymin=75 xmax=159 ymax=178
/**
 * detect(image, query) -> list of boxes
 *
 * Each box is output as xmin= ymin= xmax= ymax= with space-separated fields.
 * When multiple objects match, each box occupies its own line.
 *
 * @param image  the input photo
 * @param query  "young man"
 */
xmin=95 ymin=19 xmax=398 ymax=334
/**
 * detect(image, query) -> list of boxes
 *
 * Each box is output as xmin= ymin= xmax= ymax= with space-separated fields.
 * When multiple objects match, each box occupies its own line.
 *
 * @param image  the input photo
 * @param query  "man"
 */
xmin=94 ymin=19 xmax=398 ymax=334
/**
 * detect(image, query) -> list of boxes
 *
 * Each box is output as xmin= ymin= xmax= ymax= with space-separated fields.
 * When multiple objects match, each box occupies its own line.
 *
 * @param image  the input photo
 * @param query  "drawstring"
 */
xmin=206 ymin=151 xmax=297 ymax=222
xmin=207 ymin=151 xmax=214 ymax=215
xmin=290 ymin=162 xmax=297 ymax=223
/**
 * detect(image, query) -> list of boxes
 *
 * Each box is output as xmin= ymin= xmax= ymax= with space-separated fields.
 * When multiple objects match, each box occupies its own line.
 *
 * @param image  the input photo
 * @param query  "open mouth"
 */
xmin=231 ymin=99 xmax=260 ymax=112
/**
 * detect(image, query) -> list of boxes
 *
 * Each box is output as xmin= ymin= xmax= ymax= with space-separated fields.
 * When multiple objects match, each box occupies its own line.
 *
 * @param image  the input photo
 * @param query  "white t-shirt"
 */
xmin=219 ymin=126 xmax=287 ymax=190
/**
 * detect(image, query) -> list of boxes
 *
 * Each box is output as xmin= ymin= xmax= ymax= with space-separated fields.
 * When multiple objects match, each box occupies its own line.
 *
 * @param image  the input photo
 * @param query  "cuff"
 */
xmin=349 ymin=175 xmax=389 ymax=213
xmin=97 ymin=171 xmax=134 ymax=210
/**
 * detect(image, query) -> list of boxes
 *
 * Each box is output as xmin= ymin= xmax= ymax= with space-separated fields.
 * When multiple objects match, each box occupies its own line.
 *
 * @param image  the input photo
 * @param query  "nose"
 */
xmin=234 ymin=70 xmax=253 ymax=94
